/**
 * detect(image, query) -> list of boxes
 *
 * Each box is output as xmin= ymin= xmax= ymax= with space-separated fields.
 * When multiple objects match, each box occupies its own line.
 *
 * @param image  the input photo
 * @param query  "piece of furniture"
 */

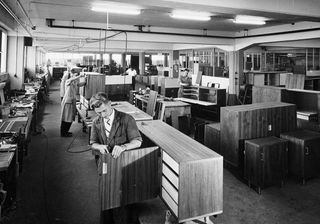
xmin=280 ymin=130 xmax=320 ymax=184
xmin=79 ymin=72 xmax=105 ymax=101
xmin=244 ymin=137 xmax=288 ymax=194
xmin=180 ymin=86 xmax=226 ymax=106
xmin=52 ymin=66 xmax=67 ymax=80
xmin=146 ymin=90 xmax=158 ymax=117
xmin=304 ymin=76 xmax=320 ymax=90
xmin=105 ymin=75 xmax=132 ymax=100
xmin=137 ymin=120 xmax=223 ymax=223
xmin=204 ymin=122 xmax=221 ymax=154
xmin=285 ymin=89 xmax=320 ymax=123
xmin=158 ymin=101 xmax=191 ymax=133
xmin=220 ymin=102 xmax=297 ymax=168
xmin=101 ymin=146 xmax=160 ymax=210
xmin=252 ymin=86 xmax=290 ymax=103
xmin=160 ymin=78 xmax=180 ymax=97
xmin=244 ymin=71 xmax=291 ymax=86
xmin=285 ymin=73 xmax=305 ymax=89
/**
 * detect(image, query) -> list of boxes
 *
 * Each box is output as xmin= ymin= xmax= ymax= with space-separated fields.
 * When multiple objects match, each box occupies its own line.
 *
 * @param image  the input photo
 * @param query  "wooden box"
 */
xmin=80 ymin=72 xmax=105 ymax=100
xmin=280 ymin=130 xmax=320 ymax=184
xmin=102 ymin=146 xmax=160 ymax=210
xmin=252 ymin=86 xmax=289 ymax=103
xmin=244 ymin=137 xmax=288 ymax=194
xmin=137 ymin=120 xmax=223 ymax=223
xmin=220 ymin=102 xmax=296 ymax=167
xmin=204 ymin=122 xmax=221 ymax=154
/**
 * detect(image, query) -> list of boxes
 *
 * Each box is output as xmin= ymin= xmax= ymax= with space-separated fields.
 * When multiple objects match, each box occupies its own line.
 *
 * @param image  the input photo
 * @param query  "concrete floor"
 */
xmin=2 ymin=81 xmax=320 ymax=224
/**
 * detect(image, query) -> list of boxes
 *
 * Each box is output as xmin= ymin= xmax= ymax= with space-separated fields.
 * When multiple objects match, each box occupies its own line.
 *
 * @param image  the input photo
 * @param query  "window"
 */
xmin=0 ymin=29 xmax=8 ymax=73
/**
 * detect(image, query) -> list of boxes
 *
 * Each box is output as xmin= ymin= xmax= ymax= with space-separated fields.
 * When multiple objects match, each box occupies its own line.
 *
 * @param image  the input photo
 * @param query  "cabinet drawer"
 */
xmin=162 ymin=151 xmax=179 ymax=174
xmin=162 ymin=176 xmax=178 ymax=203
xmin=162 ymin=187 xmax=178 ymax=216
xmin=162 ymin=163 xmax=179 ymax=189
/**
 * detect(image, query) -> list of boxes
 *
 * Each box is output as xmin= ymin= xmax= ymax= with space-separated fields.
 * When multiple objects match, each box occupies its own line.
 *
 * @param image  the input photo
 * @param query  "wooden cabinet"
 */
xmin=280 ymin=130 xmax=320 ymax=184
xmin=252 ymin=86 xmax=290 ymax=103
xmin=220 ymin=102 xmax=296 ymax=168
xmin=244 ymin=137 xmax=288 ymax=194
xmin=137 ymin=120 xmax=223 ymax=223
xmin=285 ymin=89 xmax=320 ymax=123
xmin=101 ymin=146 xmax=160 ymax=210
xmin=204 ymin=122 xmax=220 ymax=153
xmin=181 ymin=86 xmax=226 ymax=106
xmin=79 ymin=72 xmax=105 ymax=100
xmin=52 ymin=66 xmax=67 ymax=80
xmin=161 ymin=78 xmax=180 ymax=97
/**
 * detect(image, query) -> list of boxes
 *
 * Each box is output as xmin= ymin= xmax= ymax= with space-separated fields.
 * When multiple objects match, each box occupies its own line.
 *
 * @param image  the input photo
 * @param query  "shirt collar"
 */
xmin=104 ymin=108 xmax=115 ymax=124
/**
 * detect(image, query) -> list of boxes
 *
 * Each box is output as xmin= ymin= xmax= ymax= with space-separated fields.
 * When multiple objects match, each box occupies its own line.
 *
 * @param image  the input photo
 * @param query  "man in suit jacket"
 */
xmin=89 ymin=92 xmax=142 ymax=224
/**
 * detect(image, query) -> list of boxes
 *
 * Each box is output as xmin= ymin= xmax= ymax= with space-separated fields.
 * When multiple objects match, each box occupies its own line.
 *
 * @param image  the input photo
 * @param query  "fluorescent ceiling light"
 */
xmin=233 ymin=15 xmax=267 ymax=25
xmin=91 ymin=1 xmax=141 ymax=15
xmin=170 ymin=10 xmax=211 ymax=21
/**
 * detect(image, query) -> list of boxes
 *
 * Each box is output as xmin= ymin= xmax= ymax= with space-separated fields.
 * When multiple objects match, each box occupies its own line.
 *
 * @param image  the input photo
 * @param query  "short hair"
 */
xmin=90 ymin=92 xmax=110 ymax=107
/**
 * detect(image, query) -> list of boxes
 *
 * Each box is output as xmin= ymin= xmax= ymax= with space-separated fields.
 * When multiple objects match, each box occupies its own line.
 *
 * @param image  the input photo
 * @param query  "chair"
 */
xmin=146 ymin=90 xmax=158 ymax=118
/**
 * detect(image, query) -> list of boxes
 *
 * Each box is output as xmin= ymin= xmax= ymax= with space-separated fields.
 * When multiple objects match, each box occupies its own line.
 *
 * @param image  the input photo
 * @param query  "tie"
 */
xmin=105 ymin=118 xmax=111 ymax=137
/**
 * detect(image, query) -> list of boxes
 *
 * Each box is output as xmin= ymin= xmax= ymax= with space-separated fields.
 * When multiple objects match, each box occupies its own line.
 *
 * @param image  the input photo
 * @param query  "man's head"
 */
xmin=90 ymin=92 xmax=113 ymax=118
xmin=71 ymin=67 xmax=82 ymax=76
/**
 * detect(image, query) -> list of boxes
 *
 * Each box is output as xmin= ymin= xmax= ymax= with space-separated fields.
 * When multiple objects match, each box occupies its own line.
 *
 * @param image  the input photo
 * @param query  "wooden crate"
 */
xmin=204 ymin=122 xmax=221 ymax=154
xmin=244 ymin=137 xmax=288 ymax=194
xmin=220 ymin=102 xmax=296 ymax=168
xmin=280 ymin=130 xmax=320 ymax=184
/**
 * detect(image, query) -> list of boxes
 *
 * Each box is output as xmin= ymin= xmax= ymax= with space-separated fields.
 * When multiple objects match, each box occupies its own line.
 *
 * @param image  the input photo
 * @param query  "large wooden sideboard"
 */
xmin=220 ymin=102 xmax=297 ymax=168
xmin=137 ymin=120 xmax=223 ymax=223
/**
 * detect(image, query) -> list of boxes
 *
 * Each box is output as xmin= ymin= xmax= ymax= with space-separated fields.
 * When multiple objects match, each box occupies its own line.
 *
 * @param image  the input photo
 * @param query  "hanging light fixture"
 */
xmin=233 ymin=15 xmax=268 ymax=25
xmin=91 ymin=1 xmax=141 ymax=15
xmin=170 ymin=9 xmax=212 ymax=21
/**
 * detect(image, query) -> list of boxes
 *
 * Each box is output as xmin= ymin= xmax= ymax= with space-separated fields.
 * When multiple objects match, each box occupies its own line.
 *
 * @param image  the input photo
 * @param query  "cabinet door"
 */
xmin=304 ymin=140 xmax=320 ymax=180
xmin=101 ymin=146 xmax=159 ymax=210
xmin=261 ymin=143 xmax=287 ymax=186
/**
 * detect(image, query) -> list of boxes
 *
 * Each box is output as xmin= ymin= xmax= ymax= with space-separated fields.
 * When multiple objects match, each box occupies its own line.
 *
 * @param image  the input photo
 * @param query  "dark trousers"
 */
xmin=60 ymin=121 xmax=72 ymax=135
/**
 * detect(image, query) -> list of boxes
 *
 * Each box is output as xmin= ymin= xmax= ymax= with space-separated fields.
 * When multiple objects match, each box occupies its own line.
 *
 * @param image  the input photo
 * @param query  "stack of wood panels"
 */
xmin=220 ymin=102 xmax=296 ymax=168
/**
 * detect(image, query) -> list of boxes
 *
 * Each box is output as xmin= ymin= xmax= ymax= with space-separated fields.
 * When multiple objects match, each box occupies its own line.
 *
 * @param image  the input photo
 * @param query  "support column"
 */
xmin=139 ymin=52 xmax=145 ymax=75
xmin=26 ymin=46 xmax=36 ymax=76
xmin=7 ymin=36 xmax=25 ymax=89
xmin=172 ymin=50 xmax=179 ymax=78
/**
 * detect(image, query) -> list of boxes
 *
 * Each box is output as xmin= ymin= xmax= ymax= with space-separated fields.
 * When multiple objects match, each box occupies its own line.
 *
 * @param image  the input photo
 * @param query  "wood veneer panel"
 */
xmin=83 ymin=72 xmax=105 ymax=99
xmin=179 ymin=158 xmax=223 ymax=222
xmin=101 ymin=146 xmax=159 ymax=210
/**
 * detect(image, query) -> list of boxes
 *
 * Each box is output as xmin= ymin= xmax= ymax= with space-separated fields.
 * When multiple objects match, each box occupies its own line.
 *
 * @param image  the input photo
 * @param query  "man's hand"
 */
xmin=92 ymin=144 xmax=109 ymax=154
xmin=112 ymin=145 xmax=126 ymax=158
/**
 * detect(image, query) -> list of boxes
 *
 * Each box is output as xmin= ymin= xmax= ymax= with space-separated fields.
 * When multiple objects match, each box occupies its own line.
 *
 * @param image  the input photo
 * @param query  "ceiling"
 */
xmin=2 ymin=0 xmax=320 ymax=52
